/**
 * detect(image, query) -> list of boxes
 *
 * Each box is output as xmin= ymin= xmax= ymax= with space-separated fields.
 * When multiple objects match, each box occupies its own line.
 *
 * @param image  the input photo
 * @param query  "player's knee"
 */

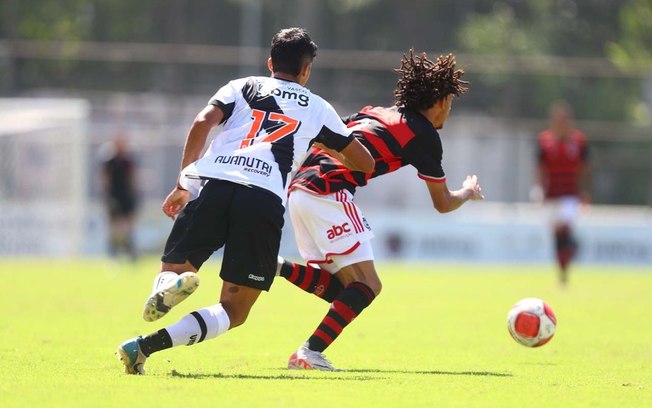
xmin=362 ymin=268 xmax=382 ymax=296
xmin=219 ymin=301 xmax=250 ymax=328
xmin=355 ymin=272 xmax=382 ymax=297
xmin=367 ymin=279 xmax=382 ymax=297
xmin=341 ymin=261 xmax=381 ymax=293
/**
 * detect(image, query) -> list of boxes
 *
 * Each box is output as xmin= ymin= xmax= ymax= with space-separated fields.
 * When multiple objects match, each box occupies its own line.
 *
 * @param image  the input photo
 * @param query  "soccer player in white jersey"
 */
xmin=116 ymin=27 xmax=374 ymax=375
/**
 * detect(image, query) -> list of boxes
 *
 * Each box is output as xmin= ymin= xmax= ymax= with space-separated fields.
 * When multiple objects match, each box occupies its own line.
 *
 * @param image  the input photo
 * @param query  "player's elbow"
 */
xmin=435 ymin=205 xmax=454 ymax=214
xmin=340 ymin=140 xmax=374 ymax=173
xmin=193 ymin=114 xmax=213 ymax=129
xmin=193 ymin=105 xmax=224 ymax=127
xmin=433 ymin=201 xmax=453 ymax=213
xmin=357 ymin=156 xmax=375 ymax=174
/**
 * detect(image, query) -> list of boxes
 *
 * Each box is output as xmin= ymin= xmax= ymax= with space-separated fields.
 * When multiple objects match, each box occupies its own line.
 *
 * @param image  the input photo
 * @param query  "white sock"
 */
xmin=151 ymin=271 xmax=180 ymax=293
xmin=165 ymin=303 xmax=231 ymax=347
xmin=275 ymin=256 xmax=285 ymax=276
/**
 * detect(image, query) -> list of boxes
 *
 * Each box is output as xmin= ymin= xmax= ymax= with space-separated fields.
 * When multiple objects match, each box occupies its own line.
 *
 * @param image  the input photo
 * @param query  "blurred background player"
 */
xmin=535 ymin=101 xmax=591 ymax=286
xmin=100 ymin=133 xmax=139 ymax=261
xmin=115 ymin=27 xmax=373 ymax=375
xmin=279 ymin=51 xmax=484 ymax=371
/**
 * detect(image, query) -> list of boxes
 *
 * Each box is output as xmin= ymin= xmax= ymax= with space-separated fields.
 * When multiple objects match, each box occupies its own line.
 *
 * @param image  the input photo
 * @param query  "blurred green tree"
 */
xmin=607 ymin=0 xmax=652 ymax=125
xmin=456 ymin=0 xmax=639 ymax=121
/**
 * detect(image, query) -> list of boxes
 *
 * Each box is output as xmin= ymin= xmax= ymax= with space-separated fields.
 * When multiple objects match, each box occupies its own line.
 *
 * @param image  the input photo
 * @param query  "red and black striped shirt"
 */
xmin=290 ymin=106 xmax=446 ymax=195
xmin=537 ymin=129 xmax=588 ymax=198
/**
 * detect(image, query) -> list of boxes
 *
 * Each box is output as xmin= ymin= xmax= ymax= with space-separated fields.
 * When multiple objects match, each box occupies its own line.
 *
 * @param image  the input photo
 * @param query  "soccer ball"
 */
xmin=507 ymin=298 xmax=557 ymax=347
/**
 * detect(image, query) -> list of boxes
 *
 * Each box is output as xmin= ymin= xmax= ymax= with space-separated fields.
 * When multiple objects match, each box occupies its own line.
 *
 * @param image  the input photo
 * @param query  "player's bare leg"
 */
xmin=333 ymin=261 xmax=382 ymax=295
xmin=217 ymin=281 xmax=262 ymax=328
xmin=142 ymin=261 xmax=200 ymax=322
xmin=121 ymin=214 xmax=137 ymax=261
xmin=288 ymin=260 xmax=381 ymax=371
xmin=554 ymin=223 xmax=577 ymax=286
xmin=108 ymin=216 xmax=122 ymax=258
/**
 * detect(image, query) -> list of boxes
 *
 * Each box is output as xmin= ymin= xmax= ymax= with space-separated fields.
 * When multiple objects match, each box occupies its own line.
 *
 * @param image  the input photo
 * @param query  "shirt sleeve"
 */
xmin=313 ymin=100 xmax=355 ymax=152
xmin=403 ymin=132 xmax=446 ymax=182
xmin=340 ymin=112 xmax=358 ymax=125
xmin=208 ymin=79 xmax=240 ymax=124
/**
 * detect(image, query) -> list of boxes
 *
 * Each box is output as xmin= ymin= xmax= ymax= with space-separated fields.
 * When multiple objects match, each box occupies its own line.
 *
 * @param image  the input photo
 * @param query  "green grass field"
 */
xmin=1 ymin=258 xmax=650 ymax=407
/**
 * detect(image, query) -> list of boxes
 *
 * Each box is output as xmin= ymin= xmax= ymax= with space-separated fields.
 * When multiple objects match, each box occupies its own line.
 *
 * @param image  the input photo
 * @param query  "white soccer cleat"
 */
xmin=287 ymin=344 xmax=339 ymax=371
xmin=142 ymin=272 xmax=200 ymax=322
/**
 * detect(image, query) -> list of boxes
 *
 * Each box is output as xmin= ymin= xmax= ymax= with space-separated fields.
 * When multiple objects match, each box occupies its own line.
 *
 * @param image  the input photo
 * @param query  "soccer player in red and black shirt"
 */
xmin=279 ymin=51 xmax=484 ymax=370
xmin=536 ymin=101 xmax=591 ymax=286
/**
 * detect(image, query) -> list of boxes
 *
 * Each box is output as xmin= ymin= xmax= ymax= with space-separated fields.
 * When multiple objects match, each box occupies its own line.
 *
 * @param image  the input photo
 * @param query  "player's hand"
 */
xmin=463 ymin=175 xmax=484 ymax=200
xmin=162 ymin=187 xmax=190 ymax=219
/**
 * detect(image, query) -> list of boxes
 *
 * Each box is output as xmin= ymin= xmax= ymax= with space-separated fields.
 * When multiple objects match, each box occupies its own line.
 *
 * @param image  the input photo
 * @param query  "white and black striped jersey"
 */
xmin=180 ymin=76 xmax=354 ymax=204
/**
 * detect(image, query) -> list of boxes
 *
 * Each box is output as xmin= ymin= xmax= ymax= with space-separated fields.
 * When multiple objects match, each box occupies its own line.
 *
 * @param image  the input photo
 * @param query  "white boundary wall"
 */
xmin=360 ymin=203 xmax=652 ymax=266
xmin=0 ymin=98 xmax=89 ymax=256
xmin=85 ymin=200 xmax=652 ymax=267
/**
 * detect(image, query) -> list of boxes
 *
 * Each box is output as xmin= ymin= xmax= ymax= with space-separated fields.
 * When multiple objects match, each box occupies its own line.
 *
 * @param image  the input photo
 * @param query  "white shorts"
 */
xmin=545 ymin=196 xmax=581 ymax=225
xmin=288 ymin=188 xmax=375 ymax=274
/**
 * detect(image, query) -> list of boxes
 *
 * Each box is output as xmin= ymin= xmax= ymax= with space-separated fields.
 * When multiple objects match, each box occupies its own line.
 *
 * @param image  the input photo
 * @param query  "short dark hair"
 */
xmin=270 ymin=28 xmax=318 ymax=76
xmin=394 ymin=50 xmax=468 ymax=111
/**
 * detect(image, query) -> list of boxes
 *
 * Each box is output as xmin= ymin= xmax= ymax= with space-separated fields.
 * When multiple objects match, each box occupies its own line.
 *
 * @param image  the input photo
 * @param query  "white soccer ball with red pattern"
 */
xmin=507 ymin=298 xmax=557 ymax=347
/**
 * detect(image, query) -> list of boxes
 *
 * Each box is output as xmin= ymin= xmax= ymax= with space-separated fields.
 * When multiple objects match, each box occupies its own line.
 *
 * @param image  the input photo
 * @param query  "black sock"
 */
xmin=138 ymin=329 xmax=173 ymax=357
xmin=307 ymin=281 xmax=376 ymax=352
xmin=280 ymin=260 xmax=344 ymax=302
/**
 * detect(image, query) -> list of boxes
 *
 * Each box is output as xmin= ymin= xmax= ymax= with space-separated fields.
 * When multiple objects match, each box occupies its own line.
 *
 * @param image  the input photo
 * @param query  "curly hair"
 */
xmin=394 ymin=50 xmax=468 ymax=110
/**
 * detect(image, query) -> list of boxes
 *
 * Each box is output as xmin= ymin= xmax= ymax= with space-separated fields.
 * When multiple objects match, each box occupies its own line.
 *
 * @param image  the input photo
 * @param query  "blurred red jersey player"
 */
xmin=536 ymin=101 xmax=591 ymax=286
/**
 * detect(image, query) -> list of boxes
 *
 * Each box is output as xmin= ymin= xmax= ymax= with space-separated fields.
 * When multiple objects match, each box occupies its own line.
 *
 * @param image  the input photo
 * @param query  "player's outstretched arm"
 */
xmin=426 ymin=175 xmax=484 ymax=213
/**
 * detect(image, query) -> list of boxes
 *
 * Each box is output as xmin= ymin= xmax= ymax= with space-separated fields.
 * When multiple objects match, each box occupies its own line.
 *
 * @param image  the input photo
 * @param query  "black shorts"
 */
xmin=107 ymin=196 xmax=137 ymax=218
xmin=161 ymin=179 xmax=284 ymax=291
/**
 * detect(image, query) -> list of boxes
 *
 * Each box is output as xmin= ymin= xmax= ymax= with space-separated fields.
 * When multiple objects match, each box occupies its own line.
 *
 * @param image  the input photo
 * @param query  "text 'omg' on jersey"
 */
xmin=291 ymin=106 xmax=446 ymax=195
xmin=180 ymin=76 xmax=354 ymax=203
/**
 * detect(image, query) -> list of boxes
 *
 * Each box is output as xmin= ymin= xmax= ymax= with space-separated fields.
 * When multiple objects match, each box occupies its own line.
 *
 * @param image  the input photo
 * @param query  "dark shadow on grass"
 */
xmin=170 ymin=368 xmax=512 ymax=380
xmin=169 ymin=369 xmax=382 ymax=381
xmin=328 ymin=369 xmax=513 ymax=377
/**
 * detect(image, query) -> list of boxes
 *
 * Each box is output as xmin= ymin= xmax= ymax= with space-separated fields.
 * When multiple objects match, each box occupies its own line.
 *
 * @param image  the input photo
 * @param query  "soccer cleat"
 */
xmin=143 ymin=272 xmax=200 ymax=322
xmin=287 ymin=344 xmax=338 ymax=371
xmin=116 ymin=337 xmax=147 ymax=375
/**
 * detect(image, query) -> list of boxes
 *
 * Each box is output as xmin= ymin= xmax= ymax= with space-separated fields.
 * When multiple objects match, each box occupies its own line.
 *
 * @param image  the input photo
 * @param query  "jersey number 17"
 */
xmin=240 ymin=109 xmax=301 ymax=148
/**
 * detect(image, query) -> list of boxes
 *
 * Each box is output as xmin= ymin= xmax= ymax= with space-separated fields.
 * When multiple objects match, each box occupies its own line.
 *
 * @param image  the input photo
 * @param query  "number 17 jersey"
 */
xmin=180 ymin=76 xmax=354 ymax=204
